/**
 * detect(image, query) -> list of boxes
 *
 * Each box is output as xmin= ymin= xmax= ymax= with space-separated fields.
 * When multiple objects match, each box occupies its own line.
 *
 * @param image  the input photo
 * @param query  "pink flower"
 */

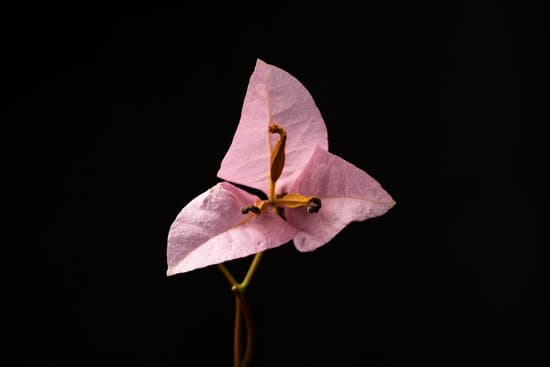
xmin=167 ymin=59 xmax=395 ymax=276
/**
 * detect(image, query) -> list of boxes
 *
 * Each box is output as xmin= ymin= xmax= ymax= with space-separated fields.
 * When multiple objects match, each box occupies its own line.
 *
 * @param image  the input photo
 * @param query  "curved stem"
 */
xmin=218 ymin=252 xmax=264 ymax=367
xmin=241 ymin=296 xmax=254 ymax=367
xmin=233 ymin=287 xmax=254 ymax=367
xmin=233 ymin=295 xmax=242 ymax=367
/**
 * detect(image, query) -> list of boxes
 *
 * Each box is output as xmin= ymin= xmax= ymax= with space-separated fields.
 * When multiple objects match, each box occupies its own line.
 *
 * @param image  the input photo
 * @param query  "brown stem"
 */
xmin=233 ymin=295 xmax=242 ymax=367
xmin=233 ymin=286 xmax=254 ymax=367
xmin=218 ymin=253 xmax=263 ymax=367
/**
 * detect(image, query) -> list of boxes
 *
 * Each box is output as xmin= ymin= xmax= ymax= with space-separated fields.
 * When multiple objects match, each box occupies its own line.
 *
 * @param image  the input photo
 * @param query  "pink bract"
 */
xmin=218 ymin=59 xmax=328 ymax=195
xmin=167 ymin=59 xmax=395 ymax=276
xmin=287 ymin=147 xmax=395 ymax=252
xmin=167 ymin=182 xmax=296 ymax=276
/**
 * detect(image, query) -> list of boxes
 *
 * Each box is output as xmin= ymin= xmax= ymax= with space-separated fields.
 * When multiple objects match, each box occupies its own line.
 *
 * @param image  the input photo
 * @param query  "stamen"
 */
xmin=274 ymin=193 xmax=322 ymax=214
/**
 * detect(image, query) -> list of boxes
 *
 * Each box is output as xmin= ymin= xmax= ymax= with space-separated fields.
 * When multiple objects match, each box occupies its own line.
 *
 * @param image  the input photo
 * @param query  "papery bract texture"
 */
xmin=167 ymin=182 xmax=297 ymax=275
xmin=218 ymin=59 xmax=328 ymax=195
xmin=287 ymin=147 xmax=395 ymax=252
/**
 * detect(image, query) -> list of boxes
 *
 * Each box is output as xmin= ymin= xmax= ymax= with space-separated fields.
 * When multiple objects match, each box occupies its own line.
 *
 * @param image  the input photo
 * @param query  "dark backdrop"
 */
xmin=4 ymin=1 xmax=542 ymax=366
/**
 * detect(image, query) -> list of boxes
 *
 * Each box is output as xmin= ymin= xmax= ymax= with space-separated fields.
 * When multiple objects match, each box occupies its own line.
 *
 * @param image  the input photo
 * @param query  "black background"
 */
xmin=3 ymin=1 xmax=543 ymax=366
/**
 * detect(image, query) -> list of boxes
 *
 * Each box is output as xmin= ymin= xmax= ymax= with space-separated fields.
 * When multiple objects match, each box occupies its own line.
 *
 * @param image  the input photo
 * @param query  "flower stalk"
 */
xmin=218 ymin=252 xmax=263 ymax=367
xmin=167 ymin=59 xmax=395 ymax=367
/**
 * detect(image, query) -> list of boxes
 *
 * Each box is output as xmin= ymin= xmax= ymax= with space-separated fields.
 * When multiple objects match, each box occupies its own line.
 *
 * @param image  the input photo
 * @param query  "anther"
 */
xmin=306 ymin=198 xmax=322 ymax=214
xmin=241 ymin=205 xmax=261 ymax=214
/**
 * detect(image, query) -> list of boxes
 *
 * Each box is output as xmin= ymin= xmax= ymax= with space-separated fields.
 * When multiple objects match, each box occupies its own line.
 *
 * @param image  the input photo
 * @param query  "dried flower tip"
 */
xmin=241 ymin=205 xmax=261 ymax=214
xmin=268 ymin=123 xmax=284 ymax=134
xmin=306 ymin=197 xmax=322 ymax=214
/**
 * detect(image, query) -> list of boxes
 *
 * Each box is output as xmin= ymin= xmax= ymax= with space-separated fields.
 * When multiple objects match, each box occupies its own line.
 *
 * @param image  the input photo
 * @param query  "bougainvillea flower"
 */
xmin=167 ymin=59 xmax=395 ymax=276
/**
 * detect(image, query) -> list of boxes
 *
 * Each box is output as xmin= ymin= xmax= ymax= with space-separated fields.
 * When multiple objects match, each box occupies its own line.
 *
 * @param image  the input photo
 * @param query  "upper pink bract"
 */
xmin=167 ymin=59 xmax=395 ymax=276
xmin=217 ymin=59 xmax=328 ymax=195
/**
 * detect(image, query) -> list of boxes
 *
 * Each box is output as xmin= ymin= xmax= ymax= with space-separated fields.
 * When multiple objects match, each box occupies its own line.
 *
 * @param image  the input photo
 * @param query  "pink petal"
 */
xmin=286 ymin=147 xmax=395 ymax=252
xmin=218 ymin=59 xmax=328 ymax=195
xmin=167 ymin=182 xmax=297 ymax=275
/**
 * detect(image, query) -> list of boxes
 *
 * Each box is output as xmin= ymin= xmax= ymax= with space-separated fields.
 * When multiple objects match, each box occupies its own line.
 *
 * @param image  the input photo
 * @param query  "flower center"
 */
xmin=241 ymin=123 xmax=321 ymax=219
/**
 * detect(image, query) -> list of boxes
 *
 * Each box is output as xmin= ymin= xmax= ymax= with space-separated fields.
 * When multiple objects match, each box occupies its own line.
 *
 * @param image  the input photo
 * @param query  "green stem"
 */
xmin=217 ymin=263 xmax=239 ymax=287
xmin=241 ymin=252 xmax=264 ymax=290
